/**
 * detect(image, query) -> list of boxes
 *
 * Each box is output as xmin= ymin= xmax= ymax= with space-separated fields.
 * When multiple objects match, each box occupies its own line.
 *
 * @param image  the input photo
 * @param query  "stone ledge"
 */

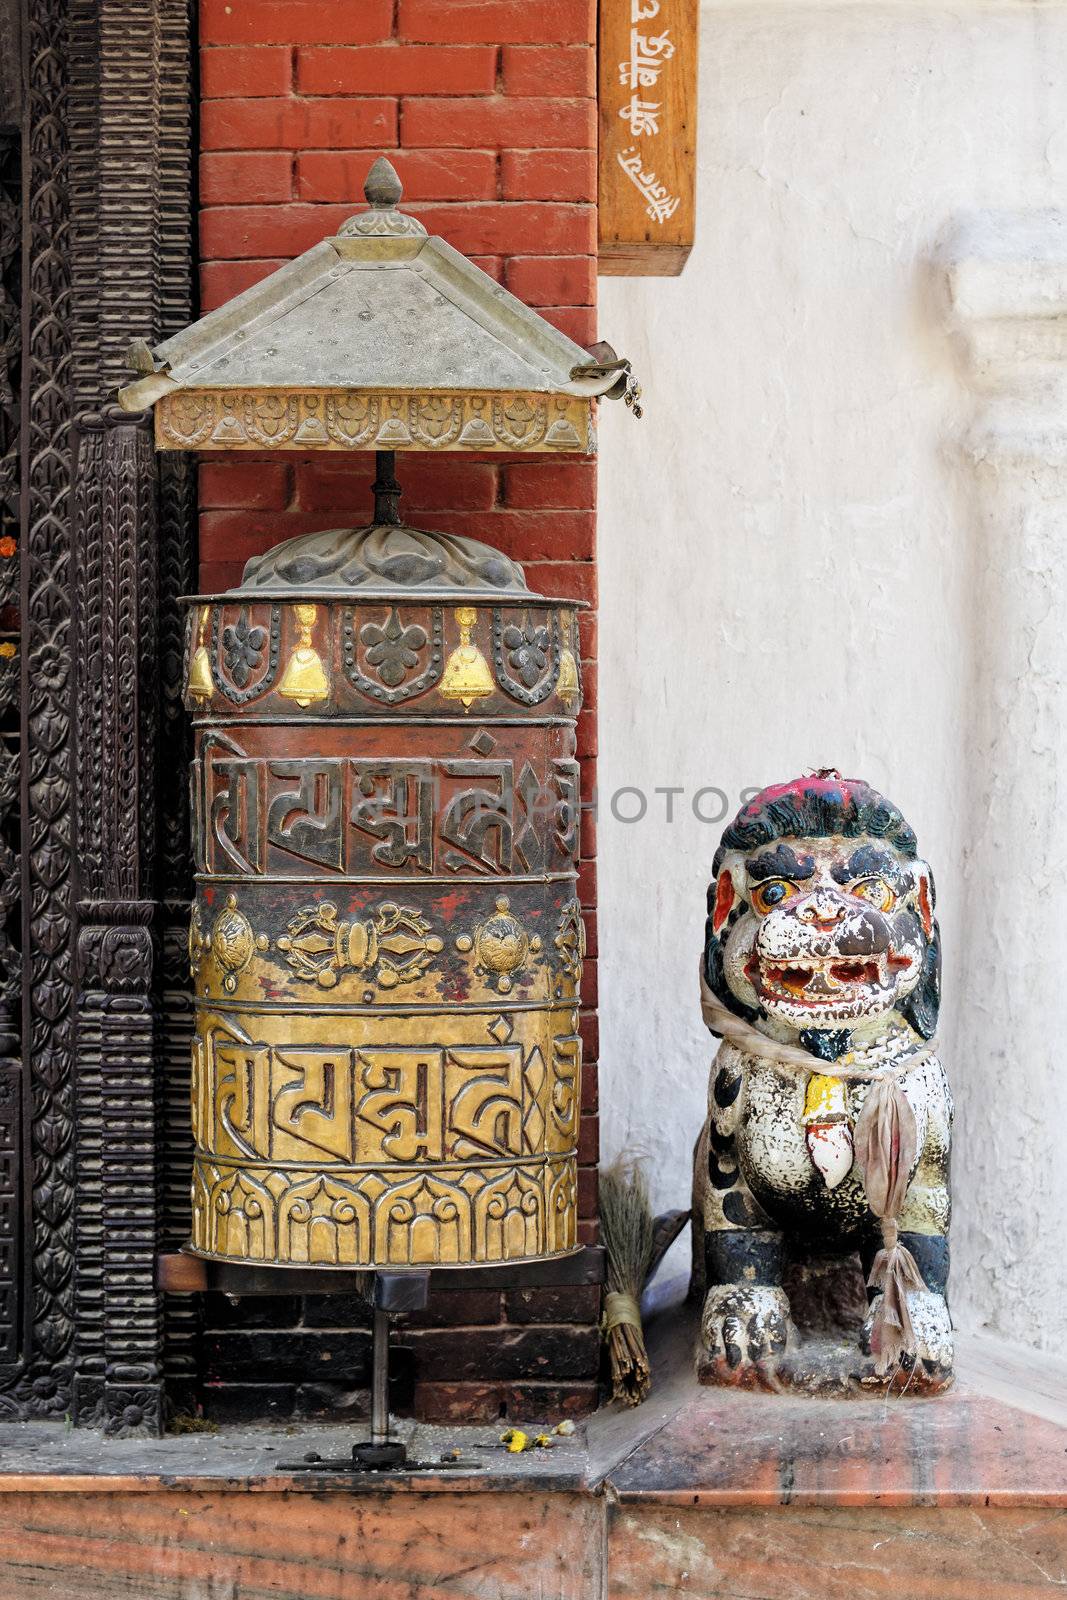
xmin=0 ymin=1307 xmax=1064 ymax=1509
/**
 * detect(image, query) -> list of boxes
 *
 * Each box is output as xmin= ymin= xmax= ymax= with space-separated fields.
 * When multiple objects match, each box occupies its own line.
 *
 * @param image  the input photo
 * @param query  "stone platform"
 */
xmin=0 ymin=1297 xmax=1064 ymax=1599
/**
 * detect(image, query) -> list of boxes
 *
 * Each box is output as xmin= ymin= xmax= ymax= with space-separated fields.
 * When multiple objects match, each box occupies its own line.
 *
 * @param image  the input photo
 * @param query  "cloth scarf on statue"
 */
xmin=699 ymin=969 xmax=937 ymax=1374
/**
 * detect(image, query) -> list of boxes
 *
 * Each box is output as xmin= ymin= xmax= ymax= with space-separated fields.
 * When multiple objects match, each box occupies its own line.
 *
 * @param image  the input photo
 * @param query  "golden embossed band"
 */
xmin=190 ymin=1003 xmax=581 ymax=1266
xmin=156 ymin=389 xmax=596 ymax=453
xmin=191 ymin=891 xmax=583 ymax=1008
xmin=192 ymin=1155 xmax=578 ymax=1268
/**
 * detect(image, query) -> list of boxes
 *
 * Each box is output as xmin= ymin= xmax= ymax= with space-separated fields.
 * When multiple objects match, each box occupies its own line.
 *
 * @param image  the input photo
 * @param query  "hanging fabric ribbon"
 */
xmin=852 ymin=1076 xmax=926 ymax=1374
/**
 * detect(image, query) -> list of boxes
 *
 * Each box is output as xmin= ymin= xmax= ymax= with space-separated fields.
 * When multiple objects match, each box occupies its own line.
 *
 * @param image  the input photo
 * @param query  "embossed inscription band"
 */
xmin=193 ymin=1008 xmax=579 ymax=1168
xmin=189 ymin=1007 xmax=581 ymax=1267
xmin=193 ymin=741 xmax=579 ymax=880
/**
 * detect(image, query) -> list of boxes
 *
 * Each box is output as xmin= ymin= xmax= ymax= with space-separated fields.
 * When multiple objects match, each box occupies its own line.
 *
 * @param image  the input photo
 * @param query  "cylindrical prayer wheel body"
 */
xmin=183 ymin=536 xmax=583 ymax=1269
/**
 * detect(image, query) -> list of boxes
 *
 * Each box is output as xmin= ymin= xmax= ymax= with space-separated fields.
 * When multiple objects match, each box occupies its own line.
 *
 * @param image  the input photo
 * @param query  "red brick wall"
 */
xmin=195 ymin=0 xmax=601 ymax=1423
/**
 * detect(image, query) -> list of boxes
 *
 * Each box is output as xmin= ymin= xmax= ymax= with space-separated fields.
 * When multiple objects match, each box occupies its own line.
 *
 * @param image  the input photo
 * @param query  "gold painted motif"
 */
xmin=277 ymin=900 xmax=444 ymax=990
xmin=198 ymin=893 xmax=269 ymax=994
xmin=188 ymin=903 xmax=206 ymax=980
xmin=191 ymin=886 xmax=573 ymax=1009
xmin=192 ymin=1155 xmax=577 ymax=1268
xmin=554 ymin=899 xmax=586 ymax=995
xmin=187 ymin=605 xmax=214 ymax=703
xmin=439 ymin=607 xmax=494 ymax=710
xmin=155 ymin=388 xmax=596 ymax=455
xmin=277 ymin=605 xmax=329 ymax=706
xmin=455 ymin=895 xmax=542 ymax=995
xmin=557 ymin=610 xmax=580 ymax=710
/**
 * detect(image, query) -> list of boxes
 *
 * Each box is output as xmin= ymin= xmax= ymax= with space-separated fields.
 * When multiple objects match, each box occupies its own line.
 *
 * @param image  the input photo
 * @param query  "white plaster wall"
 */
xmin=597 ymin=0 xmax=1067 ymax=1348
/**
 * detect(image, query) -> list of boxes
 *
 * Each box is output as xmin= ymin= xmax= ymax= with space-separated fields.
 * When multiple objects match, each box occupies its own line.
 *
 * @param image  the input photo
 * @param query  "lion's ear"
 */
xmin=711 ymin=860 xmax=746 ymax=934
xmin=912 ymin=862 xmax=935 ymax=938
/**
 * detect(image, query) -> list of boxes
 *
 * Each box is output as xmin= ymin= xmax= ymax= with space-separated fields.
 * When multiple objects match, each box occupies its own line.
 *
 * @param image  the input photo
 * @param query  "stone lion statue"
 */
xmin=694 ymin=771 xmax=953 ymax=1393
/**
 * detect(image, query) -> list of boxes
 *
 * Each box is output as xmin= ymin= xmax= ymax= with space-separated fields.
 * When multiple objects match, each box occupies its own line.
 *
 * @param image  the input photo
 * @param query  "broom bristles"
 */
xmin=600 ymin=1157 xmax=655 ymax=1405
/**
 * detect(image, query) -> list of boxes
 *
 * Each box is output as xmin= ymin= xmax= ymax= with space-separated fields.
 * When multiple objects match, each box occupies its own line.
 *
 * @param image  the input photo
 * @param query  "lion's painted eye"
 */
xmin=751 ymin=880 xmax=795 ymax=915
xmin=851 ymin=877 xmax=896 ymax=911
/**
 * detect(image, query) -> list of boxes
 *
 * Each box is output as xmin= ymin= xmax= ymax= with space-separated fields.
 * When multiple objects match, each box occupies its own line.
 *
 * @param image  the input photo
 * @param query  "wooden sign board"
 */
xmin=598 ymin=0 xmax=699 ymax=276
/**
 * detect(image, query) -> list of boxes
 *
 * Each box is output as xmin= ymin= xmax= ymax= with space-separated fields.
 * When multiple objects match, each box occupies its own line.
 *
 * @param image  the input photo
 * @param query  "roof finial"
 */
xmin=337 ymin=156 xmax=427 ymax=240
xmin=364 ymin=156 xmax=403 ymax=211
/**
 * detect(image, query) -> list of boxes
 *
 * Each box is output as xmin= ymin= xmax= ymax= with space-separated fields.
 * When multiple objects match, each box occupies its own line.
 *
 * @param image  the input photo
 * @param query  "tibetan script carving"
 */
xmin=194 ymin=741 xmax=579 ymax=882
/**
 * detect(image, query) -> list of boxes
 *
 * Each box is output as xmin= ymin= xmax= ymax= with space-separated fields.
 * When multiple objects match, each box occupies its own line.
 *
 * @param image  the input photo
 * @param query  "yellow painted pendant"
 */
xmin=802 ymin=1071 xmax=854 ymax=1189
xmin=187 ymin=605 xmax=214 ymax=702
xmin=278 ymin=604 xmax=330 ymax=706
xmin=439 ymin=605 xmax=494 ymax=710
xmin=557 ymin=648 xmax=579 ymax=709
xmin=556 ymin=610 xmax=580 ymax=710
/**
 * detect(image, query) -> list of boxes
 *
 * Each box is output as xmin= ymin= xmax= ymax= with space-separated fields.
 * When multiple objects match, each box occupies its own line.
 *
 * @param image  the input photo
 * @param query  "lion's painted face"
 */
xmin=712 ymin=835 xmax=933 ymax=1028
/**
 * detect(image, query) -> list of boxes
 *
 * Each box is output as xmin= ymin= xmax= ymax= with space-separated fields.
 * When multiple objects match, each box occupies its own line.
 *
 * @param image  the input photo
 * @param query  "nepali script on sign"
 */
xmin=617 ymin=0 xmax=681 ymax=224
xmin=599 ymin=0 xmax=697 ymax=272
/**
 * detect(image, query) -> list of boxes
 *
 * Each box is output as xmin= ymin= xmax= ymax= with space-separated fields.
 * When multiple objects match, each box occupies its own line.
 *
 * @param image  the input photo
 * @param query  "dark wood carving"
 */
xmin=0 ymin=4 xmax=19 ymax=130
xmin=0 ymin=0 xmax=196 ymax=1426
xmin=66 ymin=0 xmax=197 ymax=1432
xmin=11 ymin=0 xmax=78 ymax=1421
xmin=0 ymin=119 xmax=21 ymax=1382
xmin=73 ymin=409 xmax=163 ymax=1434
xmin=156 ymin=451 xmax=199 ymax=1417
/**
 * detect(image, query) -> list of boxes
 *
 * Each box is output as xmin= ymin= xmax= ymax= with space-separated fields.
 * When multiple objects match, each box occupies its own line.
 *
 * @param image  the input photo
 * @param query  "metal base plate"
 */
xmin=282 ymin=1442 xmax=485 ymax=1476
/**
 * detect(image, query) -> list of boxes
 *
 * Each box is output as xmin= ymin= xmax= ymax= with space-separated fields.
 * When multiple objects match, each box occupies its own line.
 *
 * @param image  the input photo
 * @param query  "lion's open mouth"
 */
xmin=756 ymin=953 xmax=888 ymax=1002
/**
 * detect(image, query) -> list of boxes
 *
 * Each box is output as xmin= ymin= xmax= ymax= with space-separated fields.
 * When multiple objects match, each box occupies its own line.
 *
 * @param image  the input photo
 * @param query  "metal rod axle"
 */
xmin=371 ymin=1304 xmax=391 ymax=1445
xmin=372 ymin=449 xmax=402 ymax=526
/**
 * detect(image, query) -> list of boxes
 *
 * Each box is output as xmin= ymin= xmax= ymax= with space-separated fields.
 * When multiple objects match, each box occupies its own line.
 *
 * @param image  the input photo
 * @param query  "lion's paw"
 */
xmin=699 ymin=1284 xmax=794 ymax=1381
xmin=862 ymin=1289 xmax=954 ymax=1379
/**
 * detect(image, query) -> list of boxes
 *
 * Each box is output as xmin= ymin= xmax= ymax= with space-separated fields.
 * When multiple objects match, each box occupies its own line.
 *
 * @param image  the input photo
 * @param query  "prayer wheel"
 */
xmin=183 ymin=480 xmax=584 ymax=1269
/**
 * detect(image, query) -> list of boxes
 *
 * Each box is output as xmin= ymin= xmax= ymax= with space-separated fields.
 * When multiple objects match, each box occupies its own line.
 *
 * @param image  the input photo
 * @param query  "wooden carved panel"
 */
xmin=8 ymin=0 xmax=78 ymax=1421
xmin=0 ymin=123 xmax=20 ymax=1383
xmin=0 ymin=0 xmax=196 ymax=1428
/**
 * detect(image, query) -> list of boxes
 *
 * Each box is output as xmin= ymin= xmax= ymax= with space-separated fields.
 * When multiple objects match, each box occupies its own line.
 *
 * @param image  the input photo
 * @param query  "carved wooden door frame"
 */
xmin=1 ymin=0 xmax=197 ymax=1432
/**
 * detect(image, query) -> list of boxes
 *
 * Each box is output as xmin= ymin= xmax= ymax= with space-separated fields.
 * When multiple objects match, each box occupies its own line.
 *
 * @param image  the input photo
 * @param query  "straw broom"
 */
xmin=600 ymin=1157 xmax=654 ymax=1406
